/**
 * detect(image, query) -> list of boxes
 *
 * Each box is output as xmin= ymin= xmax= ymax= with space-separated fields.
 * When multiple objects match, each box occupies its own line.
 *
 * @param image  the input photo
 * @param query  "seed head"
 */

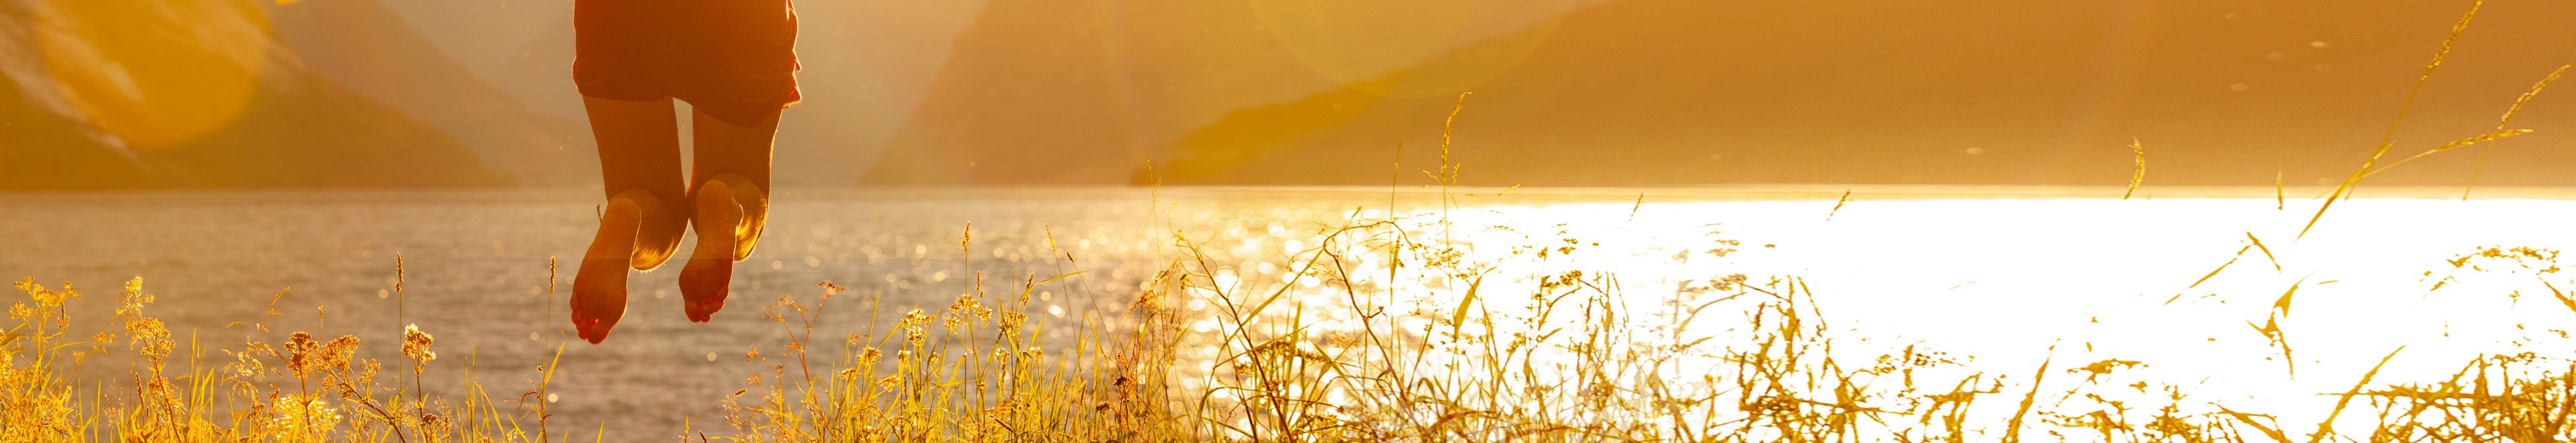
xmin=401 ymin=324 xmax=437 ymax=369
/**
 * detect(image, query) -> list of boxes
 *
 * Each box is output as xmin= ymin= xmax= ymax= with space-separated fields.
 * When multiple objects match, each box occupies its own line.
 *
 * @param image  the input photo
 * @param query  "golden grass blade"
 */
xmin=2002 ymin=346 xmax=2054 ymax=443
xmin=2544 ymin=280 xmax=2576 ymax=317
xmin=2216 ymin=406 xmax=2293 ymax=443
xmin=2465 ymin=64 xmax=2567 ymax=200
xmin=2496 ymin=64 xmax=2569 ymax=129
xmin=2306 ymin=346 xmax=2406 ymax=443
xmin=2247 ymin=232 xmax=2281 ymax=272
xmin=1440 ymin=92 xmax=1468 ymax=172
xmin=1389 ymin=138 xmax=1402 ymax=217
xmin=1628 ymin=193 xmax=1645 ymax=222
xmin=2272 ymin=278 xmax=2302 ymax=317
xmin=2361 ymin=128 xmax=2534 ymax=178
xmin=2249 ymin=317 xmax=2292 ymax=377
xmin=1451 ymin=274 xmax=1485 ymax=337
xmin=2300 ymin=0 xmax=2483 ymax=239
xmin=2189 ymin=245 xmax=2254 ymax=290
xmin=1827 ymin=189 xmax=1852 ymax=221
xmin=2123 ymin=138 xmax=2145 ymax=200
xmin=2274 ymin=167 xmax=2285 ymax=210
xmin=2252 ymin=277 xmax=2308 ymax=376
xmin=1031 ymin=270 xmax=1090 ymax=286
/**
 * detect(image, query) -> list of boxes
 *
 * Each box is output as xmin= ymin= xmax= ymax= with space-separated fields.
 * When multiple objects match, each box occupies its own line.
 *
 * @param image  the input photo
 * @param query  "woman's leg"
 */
xmin=572 ymin=96 xmax=690 ymax=343
xmin=677 ymin=106 xmax=778 ymax=322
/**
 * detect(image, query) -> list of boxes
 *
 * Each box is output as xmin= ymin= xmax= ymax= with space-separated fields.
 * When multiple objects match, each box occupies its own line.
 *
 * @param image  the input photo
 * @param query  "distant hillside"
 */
xmin=0 ymin=0 xmax=507 ymax=190
xmin=272 ymin=0 xmax=597 ymax=187
xmin=1164 ymin=0 xmax=2576 ymax=186
xmin=862 ymin=0 xmax=1589 ymax=185
xmin=858 ymin=0 xmax=1330 ymax=184
xmin=868 ymin=0 xmax=2576 ymax=186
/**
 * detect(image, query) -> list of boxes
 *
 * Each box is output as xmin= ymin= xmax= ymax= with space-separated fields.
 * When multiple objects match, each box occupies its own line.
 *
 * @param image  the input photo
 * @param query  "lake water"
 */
xmin=5 ymin=186 xmax=2574 ymax=440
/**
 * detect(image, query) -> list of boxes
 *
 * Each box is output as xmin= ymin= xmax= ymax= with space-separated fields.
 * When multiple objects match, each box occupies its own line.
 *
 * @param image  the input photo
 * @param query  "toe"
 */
xmin=679 ymin=257 xmax=731 ymax=322
xmin=572 ymin=198 xmax=640 ymax=344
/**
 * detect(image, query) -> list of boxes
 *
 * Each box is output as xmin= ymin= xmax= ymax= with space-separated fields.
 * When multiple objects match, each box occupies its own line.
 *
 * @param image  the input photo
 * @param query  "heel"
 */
xmin=707 ymin=173 xmax=767 ymax=261
xmin=679 ymin=180 xmax=742 ymax=322
xmin=613 ymin=189 xmax=685 ymax=270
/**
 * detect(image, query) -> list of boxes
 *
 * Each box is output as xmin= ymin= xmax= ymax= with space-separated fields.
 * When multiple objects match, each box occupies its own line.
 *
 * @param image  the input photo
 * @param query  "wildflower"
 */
xmin=999 ymin=311 xmax=1026 ymax=335
xmin=422 ymin=412 xmax=453 ymax=443
xmin=876 ymin=375 xmax=902 ymax=388
xmin=836 ymin=368 xmax=860 ymax=380
xmin=269 ymin=394 xmax=342 ymax=443
xmin=113 ymin=278 xmax=150 ymax=319
xmin=860 ymin=346 xmax=882 ymax=363
xmin=321 ymin=335 xmax=361 ymax=372
xmin=286 ymin=332 xmax=316 ymax=377
xmin=126 ymin=317 xmax=172 ymax=365
xmin=402 ymin=323 xmax=437 ymax=370
xmin=948 ymin=293 xmax=989 ymax=320
xmin=900 ymin=309 xmax=931 ymax=345
xmin=19 ymin=278 xmax=75 ymax=307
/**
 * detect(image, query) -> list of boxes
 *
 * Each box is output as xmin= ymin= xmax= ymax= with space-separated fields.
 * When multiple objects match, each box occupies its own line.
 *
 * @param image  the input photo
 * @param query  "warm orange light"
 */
xmin=33 ymin=0 xmax=270 ymax=150
xmin=1248 ymin=0 xmax=1572 ymax=97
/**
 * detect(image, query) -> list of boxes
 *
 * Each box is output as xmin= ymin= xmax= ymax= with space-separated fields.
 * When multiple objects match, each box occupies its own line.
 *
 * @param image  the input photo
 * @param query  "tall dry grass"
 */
xmin=14 ymin=204 xmax=2576 ymax=442
xmin=4 ymin=268 xmax=566 ymax=442
xmin=13 ymin=1 xmax=2576 ymax=440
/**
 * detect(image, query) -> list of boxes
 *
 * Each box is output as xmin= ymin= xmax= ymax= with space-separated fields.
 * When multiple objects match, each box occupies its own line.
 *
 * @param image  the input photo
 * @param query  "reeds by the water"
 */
xmin=13 ymin=202 xmax=2576 ymax=442
xmin=13 ymin=3 xmax=2576 ymax=440
xmin=3 ymin=276 xmax=561 ymax=442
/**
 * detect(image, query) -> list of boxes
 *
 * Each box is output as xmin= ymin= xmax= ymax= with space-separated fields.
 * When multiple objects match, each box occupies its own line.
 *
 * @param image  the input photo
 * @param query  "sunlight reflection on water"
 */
xmin=4 ymin=186 xmax=2573 ymax=439
xmin=1129 ymin=188 xmax=2576 ymax=437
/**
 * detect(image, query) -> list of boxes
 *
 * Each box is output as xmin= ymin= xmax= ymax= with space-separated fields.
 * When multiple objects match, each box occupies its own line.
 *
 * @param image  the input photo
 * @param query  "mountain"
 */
xmin=862 ymin=0 xmax=1593 ymax=185
xmin=270 ymin=0 xmax=597 ymax=187
xmin=0 ymin=0 xmax=508 ymax=189
xmin=1164 ymin=0 xmax=2576 ymax=186
xmin=868 ymin=0 xmax=2576 ymax=186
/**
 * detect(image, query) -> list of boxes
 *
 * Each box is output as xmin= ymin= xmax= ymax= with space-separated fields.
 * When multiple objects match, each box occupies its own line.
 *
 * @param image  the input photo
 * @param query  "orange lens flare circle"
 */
xmin=1248 ymin=0 xmax=1570 ymax=98
xmin=33 ymin=0 xmax=270 ymax=150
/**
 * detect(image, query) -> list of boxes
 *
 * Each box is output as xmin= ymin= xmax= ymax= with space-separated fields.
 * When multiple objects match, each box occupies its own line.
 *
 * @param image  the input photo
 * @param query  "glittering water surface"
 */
xmin=5 ymin=186 xmax=2575 ymax=440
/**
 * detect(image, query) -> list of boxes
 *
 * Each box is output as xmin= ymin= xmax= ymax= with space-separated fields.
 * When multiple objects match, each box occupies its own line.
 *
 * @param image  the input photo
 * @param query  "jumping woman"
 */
xmin=567 ymin=0 xmax=799 ymax=343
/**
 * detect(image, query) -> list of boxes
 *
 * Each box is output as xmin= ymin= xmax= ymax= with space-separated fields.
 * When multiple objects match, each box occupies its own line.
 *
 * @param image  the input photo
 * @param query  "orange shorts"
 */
xmin=572 ymin=0 xmax=800 ymax=127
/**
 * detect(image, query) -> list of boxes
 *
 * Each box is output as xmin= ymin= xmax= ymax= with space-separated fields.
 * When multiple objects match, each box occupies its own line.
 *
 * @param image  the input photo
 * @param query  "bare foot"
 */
xmin=628 ymin=192 xmax=688 ymax=270
xmin=679 ymin=179 xmax=745 ymax=322
xmin=571 ymin=195 xmax=644 ymax=343
xmin=716 ymin=174 xmax=767 ymax=261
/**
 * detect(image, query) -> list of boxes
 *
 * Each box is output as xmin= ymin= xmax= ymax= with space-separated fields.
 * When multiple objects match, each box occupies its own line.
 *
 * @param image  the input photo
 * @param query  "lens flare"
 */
xmin=32 ymin=0 xmax=270 ymax=150
xmin=1248 ymin=0 xmax=1572 ymax=97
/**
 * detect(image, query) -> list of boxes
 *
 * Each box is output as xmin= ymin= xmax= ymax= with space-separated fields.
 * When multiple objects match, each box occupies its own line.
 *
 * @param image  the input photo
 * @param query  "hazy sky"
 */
xmin=13 ymin=0 xmax=2575 ymax=188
